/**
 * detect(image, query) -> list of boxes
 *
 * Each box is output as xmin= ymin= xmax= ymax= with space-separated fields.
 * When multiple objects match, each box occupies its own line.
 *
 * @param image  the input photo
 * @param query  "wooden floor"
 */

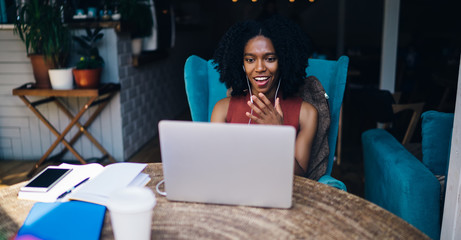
xmin=0 ymin=109 xmax=192 ymax=189
xmin=0 ymin=132 xmax=162 ymax=189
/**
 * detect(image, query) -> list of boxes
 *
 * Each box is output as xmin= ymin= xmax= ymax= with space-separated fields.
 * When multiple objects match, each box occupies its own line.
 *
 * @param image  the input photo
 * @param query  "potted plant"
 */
xmin=118 ymin=0 xmax=154 ymax=55
xmin=14 ymin=0 xmax=65 ymax=89
xmin=45 ymin=11 xmax=73 ymax=90
xmin=72 ymin=28 xmax=105 ymax=89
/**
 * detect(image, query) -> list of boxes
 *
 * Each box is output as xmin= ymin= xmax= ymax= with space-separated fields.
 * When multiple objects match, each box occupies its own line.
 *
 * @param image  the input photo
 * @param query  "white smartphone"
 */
xmin=20 ymin=167 xmax=72 ymax=192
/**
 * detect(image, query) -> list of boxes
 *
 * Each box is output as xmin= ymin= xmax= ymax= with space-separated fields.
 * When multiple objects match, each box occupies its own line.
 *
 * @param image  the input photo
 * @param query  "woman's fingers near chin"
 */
xmin=258 ymin=93 xmax=273 ymax=106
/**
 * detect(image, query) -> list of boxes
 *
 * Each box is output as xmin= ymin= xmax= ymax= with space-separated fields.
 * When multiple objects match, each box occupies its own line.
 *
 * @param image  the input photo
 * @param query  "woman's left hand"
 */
xmin=246 ymin=93 xmax=283 ymax=125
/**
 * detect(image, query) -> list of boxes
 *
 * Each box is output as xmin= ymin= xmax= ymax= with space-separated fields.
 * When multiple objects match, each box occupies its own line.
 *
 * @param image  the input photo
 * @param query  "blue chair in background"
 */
xmin=362 ymin=110 xmax=454 ymax=239
xmin=184 ymin=55 xmax=227 ymax=122
xmin=184 ymin=55 xmax=349 ymax=191
xmin=305 ymin=56 xmax=348 ymax=190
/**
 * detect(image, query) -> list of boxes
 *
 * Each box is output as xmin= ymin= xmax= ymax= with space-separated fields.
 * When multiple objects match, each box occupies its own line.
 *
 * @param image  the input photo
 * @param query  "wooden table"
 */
xmin=12 ymin=83 xmax=120 ymax=176
xmin=0 ymin=163 xmax=429 ymax=239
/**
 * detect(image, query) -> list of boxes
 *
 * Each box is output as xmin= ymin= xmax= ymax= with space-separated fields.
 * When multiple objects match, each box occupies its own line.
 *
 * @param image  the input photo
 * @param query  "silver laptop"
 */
xmin=158 ymin=120 xmax=296 ymax=208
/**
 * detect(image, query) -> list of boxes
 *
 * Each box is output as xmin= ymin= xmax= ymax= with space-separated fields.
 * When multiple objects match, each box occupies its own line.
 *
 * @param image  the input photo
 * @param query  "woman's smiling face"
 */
xmin=243 ymin=35 xmax=280 ymax=99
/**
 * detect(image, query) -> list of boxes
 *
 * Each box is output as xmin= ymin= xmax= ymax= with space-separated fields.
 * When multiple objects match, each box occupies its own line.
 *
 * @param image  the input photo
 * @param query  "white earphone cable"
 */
xmin=246 ymin=76 xmax=254 ymax=124
xmin=156 ymin=179 xmax=167 ymax=196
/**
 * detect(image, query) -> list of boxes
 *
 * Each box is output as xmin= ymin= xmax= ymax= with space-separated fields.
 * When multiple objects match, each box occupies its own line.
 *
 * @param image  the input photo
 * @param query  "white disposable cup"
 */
xmin=107 ymin=187 xmax=156 ymax=240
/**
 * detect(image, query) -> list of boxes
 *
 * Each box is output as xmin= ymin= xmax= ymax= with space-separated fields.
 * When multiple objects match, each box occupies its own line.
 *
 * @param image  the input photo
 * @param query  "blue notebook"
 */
xmin=17 ymin=201 xmax=106 ymax=240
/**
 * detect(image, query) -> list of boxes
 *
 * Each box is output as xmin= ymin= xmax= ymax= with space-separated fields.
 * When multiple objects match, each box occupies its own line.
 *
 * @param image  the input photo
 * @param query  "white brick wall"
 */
xmin=0 ymin=29 xmax=127 ymax=162
xmin=0 ymin=27 xmax=188 ymax=162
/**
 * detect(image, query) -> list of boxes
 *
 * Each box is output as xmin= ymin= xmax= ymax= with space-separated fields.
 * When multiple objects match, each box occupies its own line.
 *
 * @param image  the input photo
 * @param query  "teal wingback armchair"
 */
xmin=306 ymin=57 xmax=348 ymax=188
xmin=184 ymin=55 xmax=228 ymax=122
xmin=184 ymin=55 xmax=349 ymax=191
xmin=362 ymin=110 xmax=454 ymax=239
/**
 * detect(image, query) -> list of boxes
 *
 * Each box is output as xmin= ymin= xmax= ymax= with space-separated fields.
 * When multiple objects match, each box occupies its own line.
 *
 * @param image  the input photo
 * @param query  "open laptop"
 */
xmin=158 ymin=120 xmax=296 ymax=209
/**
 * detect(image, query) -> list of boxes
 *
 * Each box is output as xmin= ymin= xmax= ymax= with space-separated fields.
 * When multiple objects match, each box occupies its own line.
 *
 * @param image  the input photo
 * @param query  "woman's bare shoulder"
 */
xmin=300 ymin=101 xmax=318 ymax=123
xmin=211 ymin=97 xmax=231 ymax=122
xmin=215 ymin=97 xmax=231 ymax=108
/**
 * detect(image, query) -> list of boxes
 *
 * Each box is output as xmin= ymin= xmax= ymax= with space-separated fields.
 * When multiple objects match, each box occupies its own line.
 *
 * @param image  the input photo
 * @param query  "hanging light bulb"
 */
xmin=232 ymin=0 xmax=237 ymax=2
xmin=289 ymin=0 xmax=295 ymax=2
xmin=308 ymin=0 xmax=315 ymax=2
xmin=251 ymin=0 xmax=257 ymax=2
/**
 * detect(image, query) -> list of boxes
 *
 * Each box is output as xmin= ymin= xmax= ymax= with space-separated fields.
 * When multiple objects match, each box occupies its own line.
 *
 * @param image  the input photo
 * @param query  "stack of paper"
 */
xmin=67 ymin=163 xmax=150 ymax=205
xmin=18 ymin=162 xmax=150 ymax=206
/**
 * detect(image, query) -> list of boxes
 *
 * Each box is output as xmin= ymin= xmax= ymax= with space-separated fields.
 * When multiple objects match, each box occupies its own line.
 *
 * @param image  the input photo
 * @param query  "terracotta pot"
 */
xmin=72 ymin=68 xmax=102 ymax=89
xmin=29 ymin=54 xmax=52 ymax=89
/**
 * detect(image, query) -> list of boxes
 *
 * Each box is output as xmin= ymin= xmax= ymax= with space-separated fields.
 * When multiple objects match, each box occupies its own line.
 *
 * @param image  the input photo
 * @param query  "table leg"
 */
xmin=19 ymin=96 xmax=97 ymax=176
xmin=53 ymin=94 xmax=116 ymax=163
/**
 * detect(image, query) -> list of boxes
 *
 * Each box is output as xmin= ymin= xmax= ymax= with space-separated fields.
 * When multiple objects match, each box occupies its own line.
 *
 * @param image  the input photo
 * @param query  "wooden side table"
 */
xmin=12 ymin=83 xmax=120 ymax=176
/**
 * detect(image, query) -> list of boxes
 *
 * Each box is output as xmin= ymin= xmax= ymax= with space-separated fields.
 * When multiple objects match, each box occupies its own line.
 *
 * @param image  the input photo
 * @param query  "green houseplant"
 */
xmin=45 ymin=11 xmax=73 ymax=90
xmin=118 ymin=0 xmax=154 ymax=55
xmin=14 ymin=0 xmax=71 ymax=89
xmin=72 ymin=27 xmax=105 ymax=89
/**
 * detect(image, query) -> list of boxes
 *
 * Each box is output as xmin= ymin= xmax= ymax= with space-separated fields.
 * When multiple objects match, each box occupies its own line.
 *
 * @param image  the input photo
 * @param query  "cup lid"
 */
xmin=107 ymin=187 xmax=156 ymax=213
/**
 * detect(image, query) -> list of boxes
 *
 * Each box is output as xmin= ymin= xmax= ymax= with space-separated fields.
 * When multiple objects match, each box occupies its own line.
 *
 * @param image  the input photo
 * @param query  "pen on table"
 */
xmin=57 ymin=177 xmax=90 ymax=200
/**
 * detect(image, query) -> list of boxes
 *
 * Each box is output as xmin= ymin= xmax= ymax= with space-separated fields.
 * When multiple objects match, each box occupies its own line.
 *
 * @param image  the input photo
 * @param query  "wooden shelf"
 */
xmin=13 ymin=82 xmax=121 ymax=97
xmin=0 ymin=24 xmax=14 ymax=30
xmin=68 ymin=21 xmax=169 ymax=67
xmin=68 ymin=21 xmax=121 ymax=32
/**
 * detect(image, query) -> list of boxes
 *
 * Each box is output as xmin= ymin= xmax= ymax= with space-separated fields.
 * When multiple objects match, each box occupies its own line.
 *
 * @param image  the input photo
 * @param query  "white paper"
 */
xmin=18 ymin=163 xmax=150 ymax=205
xmin=68 ymin=162 xmax=149 ymax=206
xmin=128 ymin=173 xmax=151 ymax=187
xmin=17 ymin=163 xmax=105 ymax=202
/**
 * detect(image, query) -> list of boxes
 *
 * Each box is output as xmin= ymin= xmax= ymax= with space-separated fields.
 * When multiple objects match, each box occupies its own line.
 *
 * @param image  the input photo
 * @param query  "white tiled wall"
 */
xmin=117 ymin=32 xmax=187 ymax=160
xmin=0 ymin=28 xmax=187 ymax=162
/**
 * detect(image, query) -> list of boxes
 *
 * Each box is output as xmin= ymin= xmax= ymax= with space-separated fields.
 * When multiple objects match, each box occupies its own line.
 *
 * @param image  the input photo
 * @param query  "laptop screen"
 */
xmin=158 ymin=120 xmax=296 ymax=208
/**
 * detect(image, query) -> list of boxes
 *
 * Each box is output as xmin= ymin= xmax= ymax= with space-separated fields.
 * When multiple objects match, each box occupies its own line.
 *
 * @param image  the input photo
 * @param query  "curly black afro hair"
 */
xmin=212 ymin=15 xmax=312 ymax=98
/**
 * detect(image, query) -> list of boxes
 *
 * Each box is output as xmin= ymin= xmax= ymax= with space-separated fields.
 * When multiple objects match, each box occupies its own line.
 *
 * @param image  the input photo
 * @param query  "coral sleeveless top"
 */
xmin=226 ymin=94 xmax=303 ymax=132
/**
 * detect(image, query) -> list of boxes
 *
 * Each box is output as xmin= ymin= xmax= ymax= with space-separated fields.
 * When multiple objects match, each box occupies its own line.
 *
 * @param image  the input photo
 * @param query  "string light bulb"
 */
xmin=230 ymin=0 xmax=313 ymax=2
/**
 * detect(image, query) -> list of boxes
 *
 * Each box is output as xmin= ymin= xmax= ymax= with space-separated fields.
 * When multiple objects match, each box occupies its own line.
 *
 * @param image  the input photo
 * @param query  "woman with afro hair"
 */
xmin=211 ymin=15 xmax=318 ymax=177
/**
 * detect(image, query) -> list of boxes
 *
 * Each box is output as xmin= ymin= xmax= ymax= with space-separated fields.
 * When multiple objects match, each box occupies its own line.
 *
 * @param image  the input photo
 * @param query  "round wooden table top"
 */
xmin=1 ymin=163 xmax=429 ymax=239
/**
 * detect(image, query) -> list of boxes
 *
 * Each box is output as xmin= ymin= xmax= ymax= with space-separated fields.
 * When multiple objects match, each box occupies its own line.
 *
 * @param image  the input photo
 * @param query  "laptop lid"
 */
xmin=158 ymin=120 xmax=296 ymax=208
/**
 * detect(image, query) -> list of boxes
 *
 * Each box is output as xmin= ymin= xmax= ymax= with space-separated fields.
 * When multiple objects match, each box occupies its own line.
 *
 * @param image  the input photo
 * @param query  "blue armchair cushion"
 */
xmin=421 ymin=110 xmax=454 ymax=176
xmin=184 ymin=55 xmax=227 ymax=122
xmin=362 ymin=128 xmax=441 ymax=239
xmin=207 ymin=61 xmax=227 ymax=121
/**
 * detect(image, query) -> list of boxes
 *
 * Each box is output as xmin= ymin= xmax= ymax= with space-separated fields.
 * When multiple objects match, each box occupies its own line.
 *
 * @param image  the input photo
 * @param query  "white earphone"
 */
xmin=243 ymin=65 xmax=254 ymax=105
